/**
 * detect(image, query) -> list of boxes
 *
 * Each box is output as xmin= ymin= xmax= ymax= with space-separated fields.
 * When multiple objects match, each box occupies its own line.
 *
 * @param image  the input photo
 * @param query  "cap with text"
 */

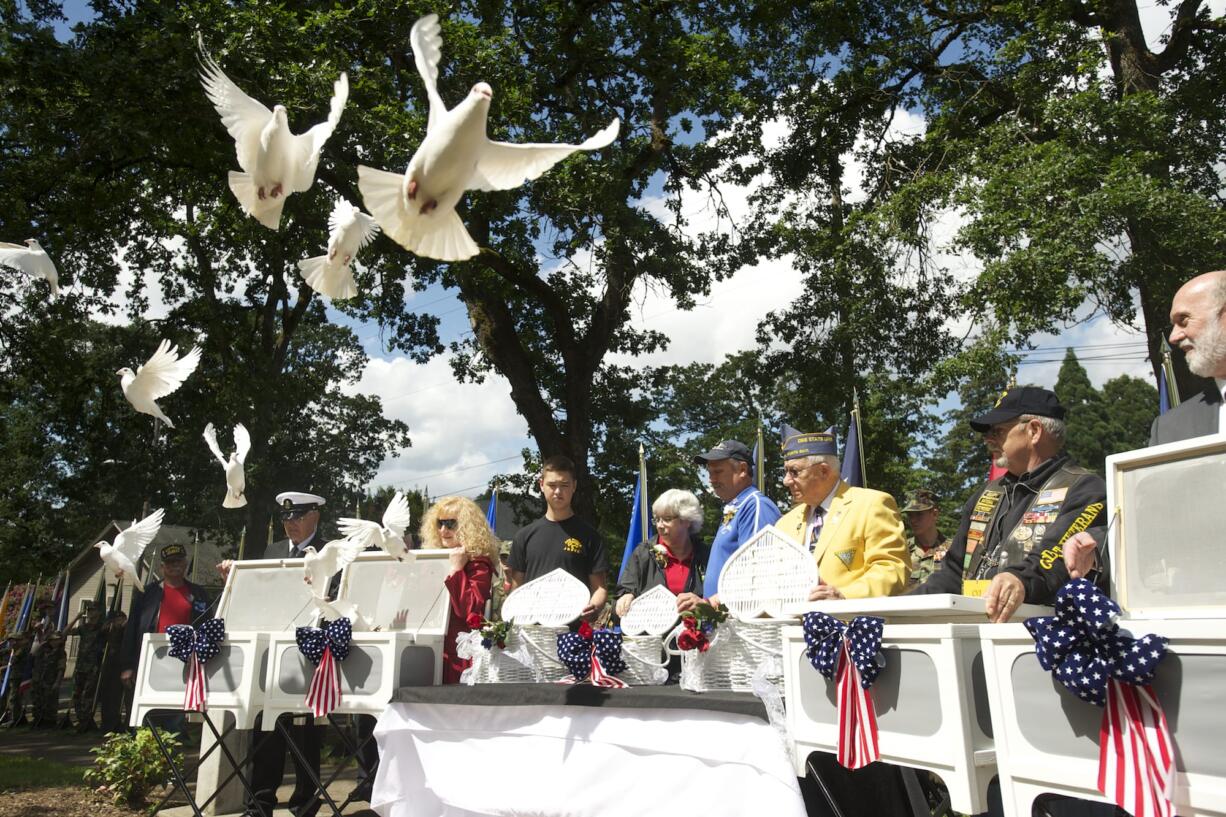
xmin=692 ymin=440 xmax=753 ymax=466
xmin=969 ymin=386 xmax=1066 ymax=432
xmin=780 ymin=423 xmax=838 ymax=460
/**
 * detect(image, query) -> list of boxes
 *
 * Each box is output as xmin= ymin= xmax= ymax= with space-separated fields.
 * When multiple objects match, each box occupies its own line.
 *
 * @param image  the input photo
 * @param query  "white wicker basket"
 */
xmin=717 ymin=525 xmax=816 ymax=620
xmin=619 ymin=634 xmax=669 ymax=686
xmin=668 ymin=619 xmax=788 ymax=693
xmin=464 ymin=624 xmax=570 ymax=684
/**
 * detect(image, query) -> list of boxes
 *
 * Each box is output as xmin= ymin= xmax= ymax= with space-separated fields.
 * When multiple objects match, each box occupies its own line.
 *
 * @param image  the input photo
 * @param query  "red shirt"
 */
xmin=659 ymin=539 xmax=694 ymax=595
xmin=156 ymin=583 xmax=193 ymax=633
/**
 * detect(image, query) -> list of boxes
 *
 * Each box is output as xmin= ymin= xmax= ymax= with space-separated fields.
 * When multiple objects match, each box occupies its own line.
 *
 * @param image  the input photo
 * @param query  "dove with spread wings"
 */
xmin=297 ymin=198 xmax=380 ymax=300
xmin=198 ymin=38 xmax=348 ymax=230
xmin=117 ymin=339 xmax=202 ymax=428
xmin=203 ymin=422 xmax=251 ymax=508
xmin=0 ymin=239 xmax=59 ymax=298
xmin=338 ymin=491 xmax=412 ymax=561
xmin=95 ymin=508 xmax=165 ymax=590
xmin=357 ymin=14 xmax=619 ymax=262
xmin=302 ymin=538 xmax=366 ymax=600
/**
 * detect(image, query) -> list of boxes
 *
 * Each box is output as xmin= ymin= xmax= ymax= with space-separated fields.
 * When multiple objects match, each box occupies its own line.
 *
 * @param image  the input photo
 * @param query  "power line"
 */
xmin=397 ymin=454 xmax=523 ymax=483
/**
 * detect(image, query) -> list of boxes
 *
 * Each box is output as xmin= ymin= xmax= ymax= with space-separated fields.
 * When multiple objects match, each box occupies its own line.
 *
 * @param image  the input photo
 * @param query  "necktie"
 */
xmin=808 ymin=507 xmax=825 ymax=552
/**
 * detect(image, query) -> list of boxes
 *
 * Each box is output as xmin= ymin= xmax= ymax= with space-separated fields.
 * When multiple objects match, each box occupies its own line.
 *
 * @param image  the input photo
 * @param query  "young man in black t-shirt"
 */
xmin=509 ymin=455 xmax=608 ymax=619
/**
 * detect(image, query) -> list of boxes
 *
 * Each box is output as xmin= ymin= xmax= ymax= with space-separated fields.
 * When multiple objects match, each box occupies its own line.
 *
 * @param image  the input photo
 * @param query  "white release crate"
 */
xmin=261 ymin=551 xmax=449 ymax=726
xmin=130 ymin=558 xmax=317 ymax=729
xmin=981 ymin=618 xmax=1226 ymax=817
xmin=1105 ymin=434 xmax=1226 ymax=619
xmin=781 ymin=594 xmax=1045 ymax=815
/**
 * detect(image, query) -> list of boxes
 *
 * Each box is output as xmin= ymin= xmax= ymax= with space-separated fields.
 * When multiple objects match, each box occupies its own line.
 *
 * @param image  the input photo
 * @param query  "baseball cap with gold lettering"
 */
xmin=969 ymin=386 xmax=1066 ymax=432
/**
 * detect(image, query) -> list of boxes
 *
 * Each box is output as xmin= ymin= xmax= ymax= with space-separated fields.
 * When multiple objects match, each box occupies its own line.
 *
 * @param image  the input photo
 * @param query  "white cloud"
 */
xmin=344 ymin=354 xmax=530 ymax=496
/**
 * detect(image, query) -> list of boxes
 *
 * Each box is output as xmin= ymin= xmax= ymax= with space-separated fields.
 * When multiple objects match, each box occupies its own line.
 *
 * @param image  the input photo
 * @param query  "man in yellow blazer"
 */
xmin=776 ymin=424 xmax=909 ymax=600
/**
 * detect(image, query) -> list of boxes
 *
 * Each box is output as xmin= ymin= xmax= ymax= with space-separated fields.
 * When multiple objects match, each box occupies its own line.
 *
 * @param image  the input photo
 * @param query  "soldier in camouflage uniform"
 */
xmin=901 ymin=489 xmax=950 ymax=587
xmin=66 ymin=602 xmax=105 ymax=730
xmin=490 ymin=540 xmax=512 ymax=621
xmin=30 ymin=630 xmax=67 ymax=728
xmin=1 ymin=632 xmax=34 ymax=727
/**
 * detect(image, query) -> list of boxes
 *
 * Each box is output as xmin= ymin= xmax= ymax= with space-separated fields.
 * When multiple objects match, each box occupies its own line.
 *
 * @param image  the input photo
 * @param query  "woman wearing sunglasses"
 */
xmin=419 ymin=496 xmax=501 ymax=683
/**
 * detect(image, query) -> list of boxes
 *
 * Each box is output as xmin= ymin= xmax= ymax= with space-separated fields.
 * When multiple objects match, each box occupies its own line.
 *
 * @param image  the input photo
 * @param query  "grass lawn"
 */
xmin=0 ymin=754 xmax=85 ymax=790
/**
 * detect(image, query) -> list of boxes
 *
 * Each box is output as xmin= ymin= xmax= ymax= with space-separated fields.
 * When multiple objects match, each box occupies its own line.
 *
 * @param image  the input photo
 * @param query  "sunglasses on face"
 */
xmin=437 ymin=518 xmax=458 ymax=530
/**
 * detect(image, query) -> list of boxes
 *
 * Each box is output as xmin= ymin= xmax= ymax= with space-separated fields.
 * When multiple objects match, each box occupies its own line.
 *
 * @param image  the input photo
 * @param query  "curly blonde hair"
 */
xmin=419 ymin=496 xmax=500 ymax=562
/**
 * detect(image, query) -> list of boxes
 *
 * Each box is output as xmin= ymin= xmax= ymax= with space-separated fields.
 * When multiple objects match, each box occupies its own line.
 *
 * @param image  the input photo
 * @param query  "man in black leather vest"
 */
xmin=910 ymin=386 xmax=1106 ymax=622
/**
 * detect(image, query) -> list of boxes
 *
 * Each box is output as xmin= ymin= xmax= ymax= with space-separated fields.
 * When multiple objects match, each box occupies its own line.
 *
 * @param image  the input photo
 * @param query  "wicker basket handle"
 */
xmin=516 ymin=627 xmax=567 ymax=668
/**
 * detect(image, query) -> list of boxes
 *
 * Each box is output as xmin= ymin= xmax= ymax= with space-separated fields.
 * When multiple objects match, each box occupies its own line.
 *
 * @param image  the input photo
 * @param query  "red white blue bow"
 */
xmin=296 ymin=617 xmax=352 ymax=717
xmin=1025 ymin=579 xmax=1174 ymax=817
xmin=166 ymin=618 xmax=226 ymax=712
xmin=803 ymin=612 xmax=884 ymax=769
xmin=556 ymin=624 xmax=628 ymax=688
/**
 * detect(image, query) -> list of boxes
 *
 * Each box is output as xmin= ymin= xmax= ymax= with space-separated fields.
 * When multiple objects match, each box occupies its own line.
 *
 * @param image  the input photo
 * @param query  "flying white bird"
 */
xmin=198 ymin=39 xmax=348 ymax=230
xmin=117 ymin=339 xmax=202 ymax=429
xmin=95 ymin=508 xmax=165 ymax=590
xmin=296 ymin=198 xmax=380 ymax=299
xmin=202 ymin=422 xmax=251 ymax=508
xmin=337 ymin=491 xmax=412 ymax=561
xmin=357 ymin=14 xmax=619 ymax=262
xmin=310 ymin=596 xmax=373 ymax=631
xmin=0 ymin=239 xmax=59 ymax=298
xmin=302 ymin=537 xmax=366 ymax=600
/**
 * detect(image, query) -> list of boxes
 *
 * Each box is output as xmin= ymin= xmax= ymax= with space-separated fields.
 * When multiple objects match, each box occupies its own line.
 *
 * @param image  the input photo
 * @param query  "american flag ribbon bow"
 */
xmin=802 ymin=612 xmax=885 ymax=769
xmin=556 ymin=622 xmax=628 ymax=688
xmin=1024 ymin=578 xmax=1174 ymax=817
xmin=296 ymin=617 xmax=352 ymax=718
xmin=166 ymin=618 xmax=226 ymax=712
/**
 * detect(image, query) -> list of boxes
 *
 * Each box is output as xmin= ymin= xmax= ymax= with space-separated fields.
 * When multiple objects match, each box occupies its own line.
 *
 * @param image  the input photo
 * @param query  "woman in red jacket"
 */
xmin=419 ymin=496 xmax=498 ymax=683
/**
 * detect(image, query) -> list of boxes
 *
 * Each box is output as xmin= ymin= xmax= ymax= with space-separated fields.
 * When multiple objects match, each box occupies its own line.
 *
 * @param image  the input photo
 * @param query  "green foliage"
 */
xmin=0 ymin=755 xmax=85 ymax=791
xmin=1055 ymin=349 xmax=1158 ymax=475
xmin=84 ymin=727 xmax=181 ymax=809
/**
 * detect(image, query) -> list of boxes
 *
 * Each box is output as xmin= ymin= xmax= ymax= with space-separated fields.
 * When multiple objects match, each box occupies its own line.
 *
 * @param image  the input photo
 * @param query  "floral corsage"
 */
xmin=466 ymin=613 xmax=511 ymax=650
xmin=651 ymin=543 xmax=669 ymax=570
xmin=677 ymin=601 xmax=729 ymax=653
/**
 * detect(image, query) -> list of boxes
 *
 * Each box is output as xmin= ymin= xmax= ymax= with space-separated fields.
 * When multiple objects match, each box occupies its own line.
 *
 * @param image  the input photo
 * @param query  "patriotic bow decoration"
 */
xmin=296 ymin=617 xmax=352 ymax=717
xmin=166 ymin=618 xmax=226 ymax=712
xmin=556 ymin=622 xmax=628 ymax=688
xmin=802 ymin=612 xmax=884 ymax=769
xmin=1024 ymin=579 xmax=1174 ymax=817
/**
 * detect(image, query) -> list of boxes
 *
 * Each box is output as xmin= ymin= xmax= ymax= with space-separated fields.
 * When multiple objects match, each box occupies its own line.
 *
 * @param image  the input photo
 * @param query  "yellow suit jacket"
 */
xmin=778 ymin=481 xmax=910 ymax=599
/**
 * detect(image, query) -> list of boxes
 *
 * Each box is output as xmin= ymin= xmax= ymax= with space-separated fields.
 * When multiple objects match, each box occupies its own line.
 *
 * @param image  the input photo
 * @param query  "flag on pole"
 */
xmin=754 ymin=421 xmax=766 ymax=493
xmin=0 ymin=582 xmax=12 ymax=636
xmin=55 ymin=572 xmax=70 ymax=631
xmin=1159 ymin=345 xmax=1180 ymax=413
xmin=840 ymin=398 xmax=866 ymax=488
xmin=618 ymin=445 xmax=653 ymax=580
xmin=486 ymin=488 xmax=498 ymax=531
xmin=15 ymin=581 xmax=37 ymax=633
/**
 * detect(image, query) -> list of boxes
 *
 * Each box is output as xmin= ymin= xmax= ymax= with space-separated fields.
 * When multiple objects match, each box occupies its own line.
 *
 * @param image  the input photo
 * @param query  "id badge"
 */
xmin=962 ymin=579 xmax=990 ymax=598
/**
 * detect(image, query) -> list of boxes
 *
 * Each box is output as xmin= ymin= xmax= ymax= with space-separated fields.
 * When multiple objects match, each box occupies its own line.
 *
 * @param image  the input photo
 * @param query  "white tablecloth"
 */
xmin=372 ymin=701 xmax=806 ymax=817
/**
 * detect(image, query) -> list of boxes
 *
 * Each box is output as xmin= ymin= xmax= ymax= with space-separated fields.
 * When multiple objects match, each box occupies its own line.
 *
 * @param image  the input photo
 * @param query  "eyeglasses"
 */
xmin=653 ymin=515 xmax=678 ymax=525
xmin=437 ymin=518 xmax=458 ymax=530
xmin=783 ymin=463 xmax=815 ymax=479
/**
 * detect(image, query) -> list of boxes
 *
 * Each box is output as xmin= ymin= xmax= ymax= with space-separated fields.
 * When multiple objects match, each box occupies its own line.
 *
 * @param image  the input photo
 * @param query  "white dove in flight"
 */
xmin=0 ymin=239 xmax=59 ymax=298
xmin=337 ymin=491 xmax=412 ymax=561
xmin=310 ymin=596 xmax=373 ymax=631
xmin=117 ymin=339 xmax=203 ymax=429
xmin=95 ymin=508 xmax=165 ymax=591
xmin=202 ymin=422 xmax=251 ymax=508
xmin=302 ymin=538 xmax=366 ymax=600
xmin=357 ymin=13 xmax=620 ymax=262
xmin=296 ymin=198 xmax=380 ymax=300
xmin=198 ymin=39 xmax=348 ymax=230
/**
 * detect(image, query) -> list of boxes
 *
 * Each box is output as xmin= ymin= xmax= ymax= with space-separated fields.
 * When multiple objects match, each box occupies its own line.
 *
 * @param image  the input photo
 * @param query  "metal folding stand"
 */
xmin=274 ymin=712 xmax=380 ymax=817
xmin=143 ymin=709 xmax=270 ymax=817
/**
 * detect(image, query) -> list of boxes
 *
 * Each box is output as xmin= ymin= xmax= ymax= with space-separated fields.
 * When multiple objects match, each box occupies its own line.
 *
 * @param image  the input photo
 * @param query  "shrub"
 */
xmin=84 ymin=727 xmax=181 ymax=809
